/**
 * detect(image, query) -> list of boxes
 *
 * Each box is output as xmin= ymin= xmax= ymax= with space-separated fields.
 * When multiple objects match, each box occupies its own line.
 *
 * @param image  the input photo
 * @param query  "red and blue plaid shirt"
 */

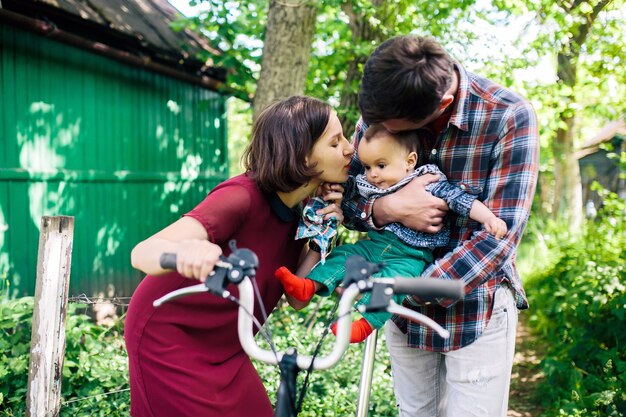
xmin=342 ymin=63 xmax=539 ymax=351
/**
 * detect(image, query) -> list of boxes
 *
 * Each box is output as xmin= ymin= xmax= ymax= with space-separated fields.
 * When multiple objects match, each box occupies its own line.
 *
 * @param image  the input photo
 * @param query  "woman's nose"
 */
xmin=344 ymin=143 xmax=355 ymax=156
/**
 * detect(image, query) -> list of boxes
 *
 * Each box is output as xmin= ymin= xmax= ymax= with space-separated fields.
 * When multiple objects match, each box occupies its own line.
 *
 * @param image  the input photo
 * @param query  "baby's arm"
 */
xmin=469 ymin=201 xmax=507 ymax=239
xmin=426 ymin=172 xmax=507 ymax=239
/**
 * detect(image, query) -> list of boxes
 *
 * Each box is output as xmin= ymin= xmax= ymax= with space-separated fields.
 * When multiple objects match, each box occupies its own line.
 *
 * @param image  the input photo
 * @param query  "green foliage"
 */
xmin=226 ymin=96 xmax=253 ymax=176
xmin=172 ymin=0 xmax=268 ymax=96
xmin=516 ymin=213 xmax=573 ymax=279
xmin=492 ymin=0 xmax=626 ymax=169
xmin=524 ymin=190 xmax=626 ymax=416
xmin=0 ymin=297 xmax=32 ymax=416
xmin=178 ymin=0 xmax=502 ymax=131
xmin=0 ymin=291 xmax=397 ymax=416
xmin=60 ymin=308 xmax=129 ymax=416
xmin=0 ymin=299 xmax=129 ymax=417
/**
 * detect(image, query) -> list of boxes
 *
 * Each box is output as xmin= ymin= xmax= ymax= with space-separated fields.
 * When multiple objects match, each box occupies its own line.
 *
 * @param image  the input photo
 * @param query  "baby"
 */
xmin=276 ymin=124 xmax=507 ymax=342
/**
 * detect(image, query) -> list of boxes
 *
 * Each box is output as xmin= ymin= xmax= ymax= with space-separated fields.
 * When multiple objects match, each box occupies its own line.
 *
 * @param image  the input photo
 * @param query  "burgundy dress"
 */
xmin=125 ymin=174 xmax=305 ymax=417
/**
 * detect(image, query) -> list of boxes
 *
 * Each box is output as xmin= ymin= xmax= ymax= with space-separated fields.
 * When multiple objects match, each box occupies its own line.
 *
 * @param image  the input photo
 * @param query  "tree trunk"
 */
xmin=551 ymin=97 xmax=583 ymax=230
xmin=253 ymin=0 xmax=317 ymax=122
xmin=551 ymin=0 xmax=609 ymax=231
xmin=338 ymin=1 xmax=386 ymax=135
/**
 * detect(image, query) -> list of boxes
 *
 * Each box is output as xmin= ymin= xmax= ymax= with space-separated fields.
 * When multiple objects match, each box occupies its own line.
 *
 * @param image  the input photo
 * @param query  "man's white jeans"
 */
xmin=385 ymin=283 xmax=518 ymax=417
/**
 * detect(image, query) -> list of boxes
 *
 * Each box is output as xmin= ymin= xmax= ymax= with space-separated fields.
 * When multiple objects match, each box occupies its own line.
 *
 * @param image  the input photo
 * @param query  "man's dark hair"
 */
xmin=358 ymin=35 xmax=455 ymax=125
xmin=243 ymin=96 xmax=331 ymax=193
xmin=363 ymin=123 xmax=419 ymax=154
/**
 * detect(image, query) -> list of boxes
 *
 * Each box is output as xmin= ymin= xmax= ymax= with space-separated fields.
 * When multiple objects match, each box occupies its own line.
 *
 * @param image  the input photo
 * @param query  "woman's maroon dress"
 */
xmin=125 ymin=174 xmax=305 ymax=417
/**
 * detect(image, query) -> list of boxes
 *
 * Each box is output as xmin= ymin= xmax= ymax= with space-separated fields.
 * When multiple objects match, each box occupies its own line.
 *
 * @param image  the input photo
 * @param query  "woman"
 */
xmin=124 ymin=96 xmax=354 ymax=417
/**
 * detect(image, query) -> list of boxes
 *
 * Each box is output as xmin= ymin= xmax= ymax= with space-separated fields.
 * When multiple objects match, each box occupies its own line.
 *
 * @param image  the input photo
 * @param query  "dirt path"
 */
xmin=507 ymin=312 xmax=546 ymax=417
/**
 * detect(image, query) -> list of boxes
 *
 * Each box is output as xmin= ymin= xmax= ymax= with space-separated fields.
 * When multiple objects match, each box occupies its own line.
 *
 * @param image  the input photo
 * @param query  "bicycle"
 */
xmin=153 ymin=241 xmax=464 ymax=417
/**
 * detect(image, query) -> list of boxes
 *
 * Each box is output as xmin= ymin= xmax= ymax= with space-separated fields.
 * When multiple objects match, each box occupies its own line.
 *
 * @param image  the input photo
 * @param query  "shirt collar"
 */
xmin=448 ymin=62 xmax=471 ymax=133
xmin=268 ymin=192 xmax=300 ymax=222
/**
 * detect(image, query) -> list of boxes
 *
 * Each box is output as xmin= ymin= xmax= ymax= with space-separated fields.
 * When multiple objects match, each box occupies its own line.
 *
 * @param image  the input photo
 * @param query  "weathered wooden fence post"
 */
xmin=26 ymin=216 xmax=75 ymax=417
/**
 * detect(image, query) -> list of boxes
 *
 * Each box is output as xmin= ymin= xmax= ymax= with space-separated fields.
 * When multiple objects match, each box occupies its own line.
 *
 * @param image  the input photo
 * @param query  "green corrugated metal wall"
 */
xmin=0 ymin=25 xmax=229 ymax=297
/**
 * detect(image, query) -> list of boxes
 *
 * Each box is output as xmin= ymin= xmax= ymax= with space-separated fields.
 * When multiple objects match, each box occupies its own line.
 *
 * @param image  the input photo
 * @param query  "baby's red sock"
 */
xmin=331 ymin=317 xmax=374 ymax=343
xmin=274 ymin=266 xmax=316 ymax=302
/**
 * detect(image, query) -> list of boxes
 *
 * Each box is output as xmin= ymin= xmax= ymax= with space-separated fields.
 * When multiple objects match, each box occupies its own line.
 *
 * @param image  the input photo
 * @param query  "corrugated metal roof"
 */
xmin=1 ymin=0 xmax=225 ymax=81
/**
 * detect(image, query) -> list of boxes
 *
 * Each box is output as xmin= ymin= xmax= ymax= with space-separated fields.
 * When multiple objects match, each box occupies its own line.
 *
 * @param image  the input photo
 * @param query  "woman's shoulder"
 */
xmin=212 ymin=173 xmax=260 ymax=196
xmin=185 ymin=174 xmax=260 ymax=233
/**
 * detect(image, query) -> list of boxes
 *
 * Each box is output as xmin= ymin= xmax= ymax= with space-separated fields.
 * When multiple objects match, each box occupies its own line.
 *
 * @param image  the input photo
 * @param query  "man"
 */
xmin=343 ymin=35 xmax=539 ymax=416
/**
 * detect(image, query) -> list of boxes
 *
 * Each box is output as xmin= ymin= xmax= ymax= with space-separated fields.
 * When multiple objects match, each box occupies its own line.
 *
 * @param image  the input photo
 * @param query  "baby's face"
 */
xmin=358 ymin=134 xmax=414 ymax=190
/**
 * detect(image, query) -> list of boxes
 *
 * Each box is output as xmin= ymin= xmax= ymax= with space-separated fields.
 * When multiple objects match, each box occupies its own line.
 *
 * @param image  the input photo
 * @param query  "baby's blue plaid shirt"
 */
xmin=353 ymin=164 xmax=477 ymax=249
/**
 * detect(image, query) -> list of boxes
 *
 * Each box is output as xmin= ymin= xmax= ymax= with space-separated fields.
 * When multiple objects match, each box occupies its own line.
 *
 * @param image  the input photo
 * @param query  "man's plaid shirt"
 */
xmin=343 ymin=63 xmax=539 ymax=352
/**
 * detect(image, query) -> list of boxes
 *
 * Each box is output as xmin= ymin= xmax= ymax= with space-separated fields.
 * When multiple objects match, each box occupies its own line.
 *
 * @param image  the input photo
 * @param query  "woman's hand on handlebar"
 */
xmin=131 ymin=217 xmax=218 ymax=279
xmin=174 ymin=240 xmax=223 ymax=282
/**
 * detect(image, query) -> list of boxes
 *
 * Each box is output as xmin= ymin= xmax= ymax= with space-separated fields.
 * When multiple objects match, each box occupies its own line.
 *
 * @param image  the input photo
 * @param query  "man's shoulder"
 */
xmin=466 ymin=71 xmax=530 ymax=109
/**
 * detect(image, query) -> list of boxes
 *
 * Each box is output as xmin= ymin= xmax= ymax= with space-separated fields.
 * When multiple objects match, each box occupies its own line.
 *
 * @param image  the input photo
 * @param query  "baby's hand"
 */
xmin=484 ymin=217 xmax=507 ymax=239
xmin=317 ymin=183 xmax=345 ymax=223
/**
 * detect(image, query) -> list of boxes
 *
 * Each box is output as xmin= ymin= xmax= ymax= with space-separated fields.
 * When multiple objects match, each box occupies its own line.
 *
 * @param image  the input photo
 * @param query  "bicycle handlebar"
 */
xmin=159 ymin=253 xmax=177 ymax=270
xmin=153 ymin=248 xmax=463 ymax=371
xmin=379 ymin=276 xmax=464 ymax=299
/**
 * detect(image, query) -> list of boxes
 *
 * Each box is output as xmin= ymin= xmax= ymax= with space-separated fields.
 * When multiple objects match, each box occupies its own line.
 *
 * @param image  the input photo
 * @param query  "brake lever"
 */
xmin=153 ymin=283 xmax=211 ymax=307
xmin=152 ymin=240 xmax=259 ymax=308
xmin=386 ymin=301 xmax=450 ymax=339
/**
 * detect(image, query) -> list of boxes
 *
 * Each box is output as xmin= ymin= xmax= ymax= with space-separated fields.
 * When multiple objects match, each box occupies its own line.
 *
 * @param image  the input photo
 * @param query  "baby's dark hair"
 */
xmin=362 ymin=124 xmax=419 ymax=154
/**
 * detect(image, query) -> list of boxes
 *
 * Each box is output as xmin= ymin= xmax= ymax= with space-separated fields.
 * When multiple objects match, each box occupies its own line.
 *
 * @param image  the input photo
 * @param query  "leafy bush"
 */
xmin=525 ymin=190 xmax=626 ymax=416
xmin=0 ymin=298 xmax=129 ymax=417
xmin=0 ymin=292 xmax=396 ymax=416
xmin=0 ymin=297 xmax=32 ymax=416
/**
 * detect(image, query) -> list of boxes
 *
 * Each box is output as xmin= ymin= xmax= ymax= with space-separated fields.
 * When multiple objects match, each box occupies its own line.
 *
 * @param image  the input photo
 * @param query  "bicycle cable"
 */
xmin=250 ymin=275 xmax=277 ymax=352
xmin=227 ymin=276 xmax=355 ymax=416
xmin=224 ymin=294 xmax=281 ymax=363
xmin=295 ymin=299 xmax=348 ymax=414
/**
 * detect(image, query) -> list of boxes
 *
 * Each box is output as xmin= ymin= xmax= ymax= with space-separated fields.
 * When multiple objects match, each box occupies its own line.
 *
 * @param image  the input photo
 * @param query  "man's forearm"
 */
xmin=371 ymin=195 xmax=392 ymax=228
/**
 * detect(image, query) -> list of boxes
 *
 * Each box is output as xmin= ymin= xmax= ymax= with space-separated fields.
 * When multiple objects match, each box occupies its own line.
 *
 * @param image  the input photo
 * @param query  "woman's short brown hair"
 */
xmin=243 ymin=96 xmax=331 ymax=193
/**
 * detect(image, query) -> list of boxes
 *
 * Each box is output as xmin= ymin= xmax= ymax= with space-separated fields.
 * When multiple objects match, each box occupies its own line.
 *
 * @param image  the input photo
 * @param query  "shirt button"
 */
xmin=460 ymin=184 xmax=467 ymax=191
xmin=360 ymin=212 xmax=367 ymax=219
xmin=431 ymin=149 xmax=437 ymax=155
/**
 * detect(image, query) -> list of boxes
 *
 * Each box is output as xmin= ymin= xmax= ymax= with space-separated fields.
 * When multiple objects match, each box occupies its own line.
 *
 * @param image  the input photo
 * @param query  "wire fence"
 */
xmin=68 ymin=294 xmax=131 ymax=307
xmin=51 ymin=294 xmax=132 ymax=413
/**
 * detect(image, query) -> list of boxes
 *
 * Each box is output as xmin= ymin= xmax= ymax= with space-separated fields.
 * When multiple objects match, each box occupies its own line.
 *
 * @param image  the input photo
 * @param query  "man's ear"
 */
xmin=406 ymin=151 xmax=418 ymax=170
xmin=439 ymin=94 xmax=454 ymax=111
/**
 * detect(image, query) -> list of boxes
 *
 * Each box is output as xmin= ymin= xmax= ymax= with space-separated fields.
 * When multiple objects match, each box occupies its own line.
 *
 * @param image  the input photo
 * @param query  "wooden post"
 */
xmin=26 ymin=216 xmax=75 ymax=417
